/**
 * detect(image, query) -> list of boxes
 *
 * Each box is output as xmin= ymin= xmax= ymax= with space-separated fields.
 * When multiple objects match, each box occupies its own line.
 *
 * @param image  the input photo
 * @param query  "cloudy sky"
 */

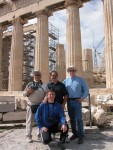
xmin=49 ymin=0 xmax=104 ymax=53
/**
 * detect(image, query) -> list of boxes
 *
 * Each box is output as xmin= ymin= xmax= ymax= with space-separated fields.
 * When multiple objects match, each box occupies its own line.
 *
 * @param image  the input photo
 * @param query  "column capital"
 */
xmin=12 ymin=17 xmax=27 ymax=25
xmin=65 ymin=0 xmax=83 ymax=8
xmin=36 ymin=8 xmax=52 ymax=17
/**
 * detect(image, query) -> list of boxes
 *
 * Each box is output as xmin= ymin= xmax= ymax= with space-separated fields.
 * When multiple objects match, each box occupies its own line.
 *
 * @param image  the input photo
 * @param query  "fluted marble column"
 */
xmin=103 ymin=0 xmax=113 ymax=88
xmin=82 ymin=49 xmax=94 ymax=87
xmin=0 ymin=25 xmax=3 ymax=90
xmin=56 ymin=44 xmax=66 ymax=81
xmin=8 ymin=18 xmax=24 ymax=91
xmin=65 ymin=0 xmax=83 ymax=77
xmin=35 ymin=10 xmax=49 ymax=83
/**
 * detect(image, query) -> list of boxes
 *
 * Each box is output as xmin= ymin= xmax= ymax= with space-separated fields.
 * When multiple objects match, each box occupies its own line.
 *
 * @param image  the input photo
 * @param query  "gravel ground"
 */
xmin=0 ymin=124 xmax=113 ymax=150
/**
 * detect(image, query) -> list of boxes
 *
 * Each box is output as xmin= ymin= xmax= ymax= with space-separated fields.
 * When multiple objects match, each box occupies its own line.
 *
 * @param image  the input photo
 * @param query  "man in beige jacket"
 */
xmin=23 ymin=71 xmax=47 ymax=143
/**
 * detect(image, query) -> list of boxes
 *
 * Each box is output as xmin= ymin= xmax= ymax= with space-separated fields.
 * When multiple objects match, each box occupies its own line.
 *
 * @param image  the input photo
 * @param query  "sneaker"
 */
xmin=70 ymin=134 xmax=78 ymax=140
xmin=27 ymin=137 xmax=33 ymax=143
xmin=65 ymin=135 xmax=69 ymax=143
xmin=57 ymin=142 xmax=66 ymax=150
xmin=51 ymin=133 xmax=55 ymax=141
xmin=77 ymin=138 xmax=84 ymax=144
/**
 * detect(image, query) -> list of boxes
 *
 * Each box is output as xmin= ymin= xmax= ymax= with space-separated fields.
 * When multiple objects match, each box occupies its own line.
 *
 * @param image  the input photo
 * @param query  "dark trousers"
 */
xmin=41 ymin=123 xmax=68 ymax=144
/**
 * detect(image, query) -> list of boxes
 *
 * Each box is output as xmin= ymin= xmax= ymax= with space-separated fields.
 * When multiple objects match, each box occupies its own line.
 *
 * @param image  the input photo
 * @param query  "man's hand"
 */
xmin=42 ymin=97 xmax=48 ymax=103
xmin=62 ymin=96 xmax=67 ymax=110
xmin=61 ymin=124 xmax=67 ymax=133
xmin=26 ymin=88 xmax=34 ymax=95
xmin=78 ymin=98 xmax=84 ymax=103
xmin=41 ymin=127 xmax=48 ymax=132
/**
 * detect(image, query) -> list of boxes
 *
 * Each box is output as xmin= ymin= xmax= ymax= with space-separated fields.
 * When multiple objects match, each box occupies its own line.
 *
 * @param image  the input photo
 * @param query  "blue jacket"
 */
xmin=35 ymin=102 xmax=66 ymax=129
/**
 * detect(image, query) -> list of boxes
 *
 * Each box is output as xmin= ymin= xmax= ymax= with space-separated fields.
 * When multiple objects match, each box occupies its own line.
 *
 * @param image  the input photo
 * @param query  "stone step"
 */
xmin=82 ymin=102 xmax=89 ymax=108
xmin=0 ymin=103 xmax=15 ymax=113
xmin=84 ymin=126 xmax=100 ymax=133
xmin=0 ymin=123 xmax=26 ymax=129
xmin=3 ymin=111 xmax=26 ymax=121
xmin=0 ymin=96 xmax=15 ymax=102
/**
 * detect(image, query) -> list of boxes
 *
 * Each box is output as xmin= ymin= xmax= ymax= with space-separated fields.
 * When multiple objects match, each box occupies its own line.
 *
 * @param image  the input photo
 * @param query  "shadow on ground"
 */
xmin=47 ymin=131 xmax=113 ymax=150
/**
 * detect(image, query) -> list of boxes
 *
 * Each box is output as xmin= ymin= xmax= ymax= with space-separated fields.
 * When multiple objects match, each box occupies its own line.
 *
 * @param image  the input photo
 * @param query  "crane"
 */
xmin=93 ymin=37 xmax=105 ymax=70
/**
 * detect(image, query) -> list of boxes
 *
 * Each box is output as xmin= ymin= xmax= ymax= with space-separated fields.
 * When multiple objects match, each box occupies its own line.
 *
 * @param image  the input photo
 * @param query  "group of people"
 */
xmin=23 ymin=66 xmax=89 ymax=149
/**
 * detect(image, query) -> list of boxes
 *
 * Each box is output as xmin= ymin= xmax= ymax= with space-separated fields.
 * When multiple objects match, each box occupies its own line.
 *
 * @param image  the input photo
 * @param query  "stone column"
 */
xmin=8 ymin=18 xmax=24 ymax=91
xmin=35 ymin=10 xmax=49 ymax=83
xmin=0 ymin=25 xmax=3 ymax=90
xmin=56 ymin=44 xmax=66 ymax=81
xmin=65 ymin=0 xmax=83 ymax=77
xmin=82 ymin=49 xmax=93 ymax=72
xmin=103 ymin=0 xmax=113 ymax=88
xmin=82 ymin=49 xmax=94 ymax=87
xmin=2 ymin=36 xmax=11 ymax=91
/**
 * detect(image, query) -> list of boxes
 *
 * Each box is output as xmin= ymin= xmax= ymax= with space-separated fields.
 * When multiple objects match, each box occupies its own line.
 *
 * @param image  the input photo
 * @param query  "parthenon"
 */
xmin=1 ymin=1 xmax=113 ymax=149
xmin=0 ymin=0 xmax=113 ymax=91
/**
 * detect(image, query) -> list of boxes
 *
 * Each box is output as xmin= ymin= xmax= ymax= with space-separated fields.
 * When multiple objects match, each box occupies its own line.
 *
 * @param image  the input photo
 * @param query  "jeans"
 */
xmin=67 ymin=100 xmax=84 ymax=138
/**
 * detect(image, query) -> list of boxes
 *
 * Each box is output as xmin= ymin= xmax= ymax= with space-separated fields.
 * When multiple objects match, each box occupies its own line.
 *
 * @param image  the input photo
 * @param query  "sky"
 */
xmin=48 ymin=0 xmax=104 ymax=54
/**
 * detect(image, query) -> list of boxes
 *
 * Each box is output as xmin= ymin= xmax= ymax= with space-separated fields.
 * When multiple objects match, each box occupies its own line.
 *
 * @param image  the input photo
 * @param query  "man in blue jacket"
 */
xmin=35 ymin=90 xmax=68 ymax=150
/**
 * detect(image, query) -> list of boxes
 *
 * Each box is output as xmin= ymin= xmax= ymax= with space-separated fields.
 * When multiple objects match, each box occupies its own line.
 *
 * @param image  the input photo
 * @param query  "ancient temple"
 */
xmin=0 ymin=0 xmax=112 ymax=91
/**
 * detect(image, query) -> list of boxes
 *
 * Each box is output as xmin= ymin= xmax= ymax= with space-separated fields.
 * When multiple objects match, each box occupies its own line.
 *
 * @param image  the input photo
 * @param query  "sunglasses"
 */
xmin=51 ymin=74 xmax=58 ymax=77
xmin=69 ymin=70 xmax=75 ymax=72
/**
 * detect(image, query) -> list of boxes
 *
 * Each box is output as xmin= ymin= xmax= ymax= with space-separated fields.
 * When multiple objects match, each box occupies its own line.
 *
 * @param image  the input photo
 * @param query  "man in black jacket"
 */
xmin=47 ymin=71 xmax=68 ymax=109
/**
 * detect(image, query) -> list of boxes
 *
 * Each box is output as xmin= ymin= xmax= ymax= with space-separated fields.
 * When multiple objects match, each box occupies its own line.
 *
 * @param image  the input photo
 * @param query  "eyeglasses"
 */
xmin=34 ymin=74 xmax=41 ymax=76
xmin=51 ymin=74 xmax=57 ymax=77
xmin=69 ymin=70 xmax=75 ymax=72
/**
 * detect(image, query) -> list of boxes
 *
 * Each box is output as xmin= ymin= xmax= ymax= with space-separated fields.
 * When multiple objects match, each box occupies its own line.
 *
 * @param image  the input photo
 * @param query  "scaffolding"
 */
xmin=23 ymin=30 xmax=35 ymax=89
xmin=1 ymin=22 xmax=59 ymax=90
xmin=23 ymin=23 xmax=59 ymax=88
xmin=49 ymin=23 xmax=59 ymax=72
